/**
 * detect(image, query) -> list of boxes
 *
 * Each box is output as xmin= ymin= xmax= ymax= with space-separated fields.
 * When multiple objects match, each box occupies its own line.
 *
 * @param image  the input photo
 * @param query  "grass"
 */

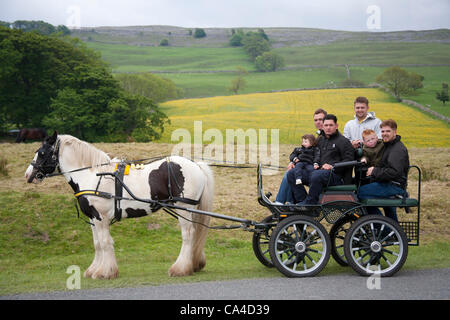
xmin=0 ymin=141 xmax=449 ymax=295
xmin=275 ymin=42 xmax=450 ymax=67
xmin=86 ymin=40 xmax=450 ymax=117
xmin=159 ymin=88 xmax=450 ymax=146
xmin=87 ymin=42 xmax=255 ymax=72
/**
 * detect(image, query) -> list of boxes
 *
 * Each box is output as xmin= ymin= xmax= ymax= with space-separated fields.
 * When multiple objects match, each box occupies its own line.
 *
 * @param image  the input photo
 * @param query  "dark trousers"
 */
xmin=358 ymin=182 xmax=405 ymax=222
xmin=289 ymin=169 xmax=343 ymax=204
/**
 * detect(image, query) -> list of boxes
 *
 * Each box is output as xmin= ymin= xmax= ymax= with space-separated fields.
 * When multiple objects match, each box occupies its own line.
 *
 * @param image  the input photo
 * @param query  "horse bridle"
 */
xmin=30 ymin=140 xmax=61 ymax=181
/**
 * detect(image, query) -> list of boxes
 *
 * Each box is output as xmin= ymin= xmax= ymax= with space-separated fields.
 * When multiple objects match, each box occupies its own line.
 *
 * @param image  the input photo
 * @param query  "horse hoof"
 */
xmin=168 ymin=264 xmax=194 ymax=277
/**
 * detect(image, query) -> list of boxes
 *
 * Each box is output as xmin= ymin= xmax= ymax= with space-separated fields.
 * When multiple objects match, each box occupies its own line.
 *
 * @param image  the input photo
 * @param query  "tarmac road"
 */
xmin=2 ymin=268 xmax=449 ymax=300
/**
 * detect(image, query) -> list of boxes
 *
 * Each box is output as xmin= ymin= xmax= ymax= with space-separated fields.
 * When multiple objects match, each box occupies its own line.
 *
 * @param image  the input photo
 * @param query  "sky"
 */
xmin=1 ymin=0 xmax=449 ymax=32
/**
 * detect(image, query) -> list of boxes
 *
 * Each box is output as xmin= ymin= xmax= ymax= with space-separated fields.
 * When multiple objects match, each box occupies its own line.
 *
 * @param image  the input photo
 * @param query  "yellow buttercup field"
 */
xmin=160 ymin=88 xmax=450 ymax=147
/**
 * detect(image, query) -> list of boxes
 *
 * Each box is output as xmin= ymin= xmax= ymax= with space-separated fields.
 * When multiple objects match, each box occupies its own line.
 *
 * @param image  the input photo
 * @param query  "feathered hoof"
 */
xmin=193 ymin=257 xmax=206 ymax=272
xmin=89 ymin=267 xmax=119 ymax=279
xmin=168 ymin=263 xmax=194 ymax=277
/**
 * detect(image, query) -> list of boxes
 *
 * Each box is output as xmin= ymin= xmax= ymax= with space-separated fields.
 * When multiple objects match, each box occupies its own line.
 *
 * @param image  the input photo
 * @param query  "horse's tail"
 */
xmin=197 ymin=162 xmax=214 ymax=212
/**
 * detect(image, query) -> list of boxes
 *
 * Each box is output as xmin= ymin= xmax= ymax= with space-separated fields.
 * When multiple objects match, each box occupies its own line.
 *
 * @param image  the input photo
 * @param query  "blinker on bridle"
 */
xmin=30 ymin=140 xmax=61 ymax=181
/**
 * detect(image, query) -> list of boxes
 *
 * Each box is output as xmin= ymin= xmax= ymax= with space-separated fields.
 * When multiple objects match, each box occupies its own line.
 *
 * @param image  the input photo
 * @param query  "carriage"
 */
xmin=252 ymin=161 xmax=421 ymax=278
xmin=26 ymin=133 xmax=421 ymax=279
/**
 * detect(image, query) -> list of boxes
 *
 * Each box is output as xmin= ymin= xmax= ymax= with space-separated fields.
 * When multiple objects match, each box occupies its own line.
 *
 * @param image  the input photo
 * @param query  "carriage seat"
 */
xmin=360 ymin=197 xmax=418 ymax=207
xmin=324 ymin=184 xmax=357 ymax=192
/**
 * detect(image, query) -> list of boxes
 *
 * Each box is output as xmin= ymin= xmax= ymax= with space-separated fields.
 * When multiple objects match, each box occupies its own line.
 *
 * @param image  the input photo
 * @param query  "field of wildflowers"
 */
xmin=160 ymin=88 xmax=449 ymax=147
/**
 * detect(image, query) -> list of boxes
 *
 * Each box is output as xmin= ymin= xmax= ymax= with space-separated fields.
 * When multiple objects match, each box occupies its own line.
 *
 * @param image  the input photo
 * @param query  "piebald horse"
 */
xmin=25 ymin=132 xmax=214 ymax=279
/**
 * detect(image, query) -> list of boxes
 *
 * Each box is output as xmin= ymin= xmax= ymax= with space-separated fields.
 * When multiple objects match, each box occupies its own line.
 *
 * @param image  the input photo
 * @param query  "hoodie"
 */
xmin=343 ymin=112 xmax=382 ymax=142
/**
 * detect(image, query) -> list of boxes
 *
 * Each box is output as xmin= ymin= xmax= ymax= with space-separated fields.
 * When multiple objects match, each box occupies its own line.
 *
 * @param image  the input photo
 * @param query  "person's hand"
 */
xmin=366 ymin=166 xmax=375 ymax=176
xmin=360 ymin=157 xmax=367 ymax=164
xmin=351 ymin=140 xmax=362 ymax=149
xmin=287 ymin=162 xmax=295 ymax=171
xmin=321 ymin=163 xmax=333 ymax=170
xmin=314 ymin=164 xmax=319 ymax=170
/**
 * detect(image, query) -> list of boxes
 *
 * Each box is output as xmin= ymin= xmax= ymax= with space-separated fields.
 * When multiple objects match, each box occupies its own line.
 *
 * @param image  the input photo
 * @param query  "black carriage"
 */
xmin=253 ymin=161 xmax=421 ymax=278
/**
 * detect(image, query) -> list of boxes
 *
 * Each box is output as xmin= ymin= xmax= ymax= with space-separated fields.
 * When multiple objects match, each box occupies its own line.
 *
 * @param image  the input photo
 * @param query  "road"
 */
xmin=2 ymin=268 xmax=449 ymax=300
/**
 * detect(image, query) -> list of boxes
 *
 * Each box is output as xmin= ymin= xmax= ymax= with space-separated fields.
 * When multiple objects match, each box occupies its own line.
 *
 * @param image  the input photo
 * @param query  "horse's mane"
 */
xmin=57 ymin=135 xmax=112 ymax=170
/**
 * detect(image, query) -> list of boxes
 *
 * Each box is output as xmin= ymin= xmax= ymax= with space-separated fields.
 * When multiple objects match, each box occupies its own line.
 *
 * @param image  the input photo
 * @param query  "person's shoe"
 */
xmin=273 ymin=201 xmax=284 ymax=205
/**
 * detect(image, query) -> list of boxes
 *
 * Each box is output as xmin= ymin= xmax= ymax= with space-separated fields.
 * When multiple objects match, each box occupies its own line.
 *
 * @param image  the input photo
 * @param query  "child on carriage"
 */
xmin=286 ymin=134 xmax=320 ymax=190
xmin=360 ymin=129 xmax=385 ymax=167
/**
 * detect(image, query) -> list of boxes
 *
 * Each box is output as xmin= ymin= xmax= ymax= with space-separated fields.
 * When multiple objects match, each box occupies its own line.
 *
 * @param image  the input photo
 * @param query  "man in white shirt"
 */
xmin=343 ymin=96 xmax=381 ymax=149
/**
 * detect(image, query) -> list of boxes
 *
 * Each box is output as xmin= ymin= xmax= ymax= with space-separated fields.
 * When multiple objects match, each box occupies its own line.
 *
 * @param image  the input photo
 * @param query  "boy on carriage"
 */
xmin=286 ymin=134 xmax=320 ymax=191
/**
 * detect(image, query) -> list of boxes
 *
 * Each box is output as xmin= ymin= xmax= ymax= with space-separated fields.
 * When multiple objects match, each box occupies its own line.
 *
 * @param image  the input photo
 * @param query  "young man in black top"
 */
xmin=294 ymin=114 xmax=354 ymax=205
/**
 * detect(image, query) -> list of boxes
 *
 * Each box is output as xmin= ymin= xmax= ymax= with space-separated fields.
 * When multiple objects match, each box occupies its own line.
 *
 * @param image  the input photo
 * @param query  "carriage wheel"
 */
xmin=344 ymin=215 xmax=408 ymax=277
xmin=330 ymin=215 xmax=356 ymax=266
xmin=269 ymin=215 xmax=331 ymax=277
xmin=252 ymin=215 xmax=276 ymax=268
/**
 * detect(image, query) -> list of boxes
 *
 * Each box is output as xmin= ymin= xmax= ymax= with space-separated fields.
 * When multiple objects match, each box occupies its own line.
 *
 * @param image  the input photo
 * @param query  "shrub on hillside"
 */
xmin=115 ymin=73 xmax=181 ymax=103
xmin=255 ymin=52 xmax=285 ymax=72
xmin=193 ymin=28 xmax=206 ymax=38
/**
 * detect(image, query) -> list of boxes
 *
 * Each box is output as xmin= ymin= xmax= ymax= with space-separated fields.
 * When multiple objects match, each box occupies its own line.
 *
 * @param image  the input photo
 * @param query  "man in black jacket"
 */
xmin=358 ymin=119 xmax=409 ymax=221
xmin=294 ymin=114 xmax=354 ymax=204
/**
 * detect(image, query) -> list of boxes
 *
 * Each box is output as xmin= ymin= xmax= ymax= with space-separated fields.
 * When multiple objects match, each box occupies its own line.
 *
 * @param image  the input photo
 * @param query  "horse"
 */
xmin=24 ymin=131 xmax=214 ymax=279
xmin=16 ymin=128 xmax=48 ymax=143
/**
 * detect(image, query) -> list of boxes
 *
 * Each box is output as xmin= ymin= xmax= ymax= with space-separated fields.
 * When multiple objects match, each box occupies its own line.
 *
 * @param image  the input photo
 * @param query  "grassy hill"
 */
xmin=77 ymin=26 xmax=450 ymax=117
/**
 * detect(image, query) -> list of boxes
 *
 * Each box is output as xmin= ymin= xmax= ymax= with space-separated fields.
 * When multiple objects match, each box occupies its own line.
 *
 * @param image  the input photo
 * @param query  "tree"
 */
xmin=376 ymin=66 xmax=412 ymax=100
xmin=0 ymin=26 xmax=169 ymax=142
xmin=408 ymin=72 xmax=424 ymax=91
xmin=241 ymin=32 xmax=271 ymax=61
xmin=255 ymin=51 xmax=285 ymax=72
xmin=229 ymin=67 xmax=248 ymax=94
xmin=193 ymin=28 xmax=206 ymax=38
xmin=436 ymin=83 xmax=449 ymax=105
xmin=159 ymin=39 xmax=169 ymax=46
xmin=115 ymin=73 xmax=181 ymax=103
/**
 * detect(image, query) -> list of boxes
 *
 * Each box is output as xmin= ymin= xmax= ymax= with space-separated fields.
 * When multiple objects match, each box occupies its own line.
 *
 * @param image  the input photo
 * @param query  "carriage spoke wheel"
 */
xmin=330 ymin=215 xmax=356 ymax=266
xmin=252 ymin=215 xmax=276 ymax=268
xmin=344 ymin=215 xmax=408 ymax=277
xmin=269 ymin=215 xmax=331 ymax=277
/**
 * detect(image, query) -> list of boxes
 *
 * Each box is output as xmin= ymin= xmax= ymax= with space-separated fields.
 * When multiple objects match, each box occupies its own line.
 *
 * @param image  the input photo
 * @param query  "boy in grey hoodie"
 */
xmin=343 ymin=96 xmax=381 ymax=148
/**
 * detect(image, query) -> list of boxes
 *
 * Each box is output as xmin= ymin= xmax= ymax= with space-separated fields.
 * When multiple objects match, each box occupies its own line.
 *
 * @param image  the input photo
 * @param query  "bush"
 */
xmin=229 ymin=33 xmax=243 ymax=47
xmin=115 ymin=73 xmax=181 ymax=103
xmin=159 ymin=39 xmax=169 ymax=46
xmin=193 ymin=28 xmax=206 ymax=38
xmin=255 ymin=51 xmax=285 ymax=72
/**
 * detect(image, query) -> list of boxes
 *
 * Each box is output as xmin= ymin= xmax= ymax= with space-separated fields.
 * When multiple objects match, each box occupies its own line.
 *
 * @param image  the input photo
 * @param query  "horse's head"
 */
xmin=25 ymin=131 xmax=60 ymax=183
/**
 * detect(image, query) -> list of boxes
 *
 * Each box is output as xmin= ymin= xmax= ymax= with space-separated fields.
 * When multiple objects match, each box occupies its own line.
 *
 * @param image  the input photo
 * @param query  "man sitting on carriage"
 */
xmin=357 ymin=119 xmax=410 ymax=222
xmin=292 ymin=114 xmax=354 ymax=205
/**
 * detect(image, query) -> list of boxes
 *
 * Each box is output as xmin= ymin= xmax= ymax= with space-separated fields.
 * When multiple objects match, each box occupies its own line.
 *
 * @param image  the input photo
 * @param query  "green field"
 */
xmin=86 ymin=40 xmax=450 ymax=117
xmin=88 ymin=42 xmax=255 ymax=72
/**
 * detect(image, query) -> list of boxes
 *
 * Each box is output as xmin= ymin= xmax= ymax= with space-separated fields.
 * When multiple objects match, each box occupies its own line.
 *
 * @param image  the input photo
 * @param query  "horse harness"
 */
xmin=73 ymin=158 xmax=201 ymax=225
